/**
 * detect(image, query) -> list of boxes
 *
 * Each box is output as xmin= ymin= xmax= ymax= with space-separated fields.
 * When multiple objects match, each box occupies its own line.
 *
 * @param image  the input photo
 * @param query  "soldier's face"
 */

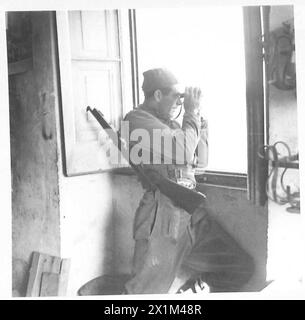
xmin=159 ymin=86 xmax=183 ymax=120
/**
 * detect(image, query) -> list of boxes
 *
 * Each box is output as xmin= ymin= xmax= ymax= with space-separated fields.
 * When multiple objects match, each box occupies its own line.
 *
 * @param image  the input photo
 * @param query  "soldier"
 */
xmin=123 ymin=68 xmax=254 ymax=294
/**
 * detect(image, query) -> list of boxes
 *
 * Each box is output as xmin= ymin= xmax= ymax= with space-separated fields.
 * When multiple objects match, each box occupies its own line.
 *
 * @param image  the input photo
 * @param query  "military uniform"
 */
xmin=123 ymin=105 xmax=254 ymax=294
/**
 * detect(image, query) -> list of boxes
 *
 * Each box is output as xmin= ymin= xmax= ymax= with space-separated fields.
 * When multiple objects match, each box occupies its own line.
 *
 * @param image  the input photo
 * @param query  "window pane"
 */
xmin=136 ymin=7 xmax=247 ymax=173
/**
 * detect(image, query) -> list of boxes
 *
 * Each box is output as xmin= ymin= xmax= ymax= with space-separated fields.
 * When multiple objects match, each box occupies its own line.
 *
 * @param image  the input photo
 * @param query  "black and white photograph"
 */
xmin=0 ymin=0 xmax=304 ymax=300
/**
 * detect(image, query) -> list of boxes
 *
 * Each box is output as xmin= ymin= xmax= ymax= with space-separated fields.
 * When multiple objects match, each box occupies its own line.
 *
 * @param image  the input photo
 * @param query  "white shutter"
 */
xmin=56 ymin=10 xmax=132 ymax=175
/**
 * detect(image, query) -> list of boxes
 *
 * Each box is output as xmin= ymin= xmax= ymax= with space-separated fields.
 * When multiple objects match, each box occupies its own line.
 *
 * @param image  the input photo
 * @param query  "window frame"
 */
xmin=129 ymin=8 xmax=266 ymax=201
xmin=55 ymin=8 xmax=268 ymax=204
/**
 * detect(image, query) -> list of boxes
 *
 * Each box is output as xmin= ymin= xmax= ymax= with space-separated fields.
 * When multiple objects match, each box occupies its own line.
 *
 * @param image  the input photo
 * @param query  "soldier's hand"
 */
xmin=183 ymin=87 xmax=202 ymax=114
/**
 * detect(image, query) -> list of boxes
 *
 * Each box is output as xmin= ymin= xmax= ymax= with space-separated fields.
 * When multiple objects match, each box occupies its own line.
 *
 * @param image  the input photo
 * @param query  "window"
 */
xmin=56 ymin=8 xmax=267 ymax=203
xmin=134 ymin=7 xmax=267 ymax=199
xmin=136 ymin=7 xmax=247 ymax=174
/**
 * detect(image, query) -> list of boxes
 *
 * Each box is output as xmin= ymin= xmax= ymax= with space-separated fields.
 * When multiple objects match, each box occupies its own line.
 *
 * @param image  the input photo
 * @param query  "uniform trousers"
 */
xmin=124 ymin=190 xmax=254 ymax=294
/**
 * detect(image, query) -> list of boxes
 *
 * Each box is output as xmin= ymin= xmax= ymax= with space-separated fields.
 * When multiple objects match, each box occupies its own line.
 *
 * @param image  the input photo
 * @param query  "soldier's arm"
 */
xmin=125 ymin=109 xmax=200 ymax=165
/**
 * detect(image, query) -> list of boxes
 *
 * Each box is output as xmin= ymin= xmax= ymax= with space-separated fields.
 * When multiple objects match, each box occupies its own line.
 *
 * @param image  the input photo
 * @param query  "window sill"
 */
xmin=111 ymin=166 xmax=134 ymax=176
xmin=111 ymin=167 xmax=248 ymax=190
xmin=195 ymin=171 xmax=247 ymax=190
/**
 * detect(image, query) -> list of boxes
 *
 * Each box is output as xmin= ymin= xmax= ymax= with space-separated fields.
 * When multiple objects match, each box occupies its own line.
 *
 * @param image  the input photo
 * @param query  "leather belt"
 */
xmin=167 ymin=167 xmax=196 ymax=190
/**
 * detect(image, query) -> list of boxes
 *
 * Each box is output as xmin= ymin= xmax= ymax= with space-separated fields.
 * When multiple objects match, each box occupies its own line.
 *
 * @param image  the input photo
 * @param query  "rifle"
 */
xmin=86 ymin=106 xmax=206 ymax=215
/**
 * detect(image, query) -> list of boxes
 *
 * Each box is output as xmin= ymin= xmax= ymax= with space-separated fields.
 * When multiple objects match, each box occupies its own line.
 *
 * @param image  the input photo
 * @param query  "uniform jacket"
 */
xmin=124 ymin=105 xmax=208 ymax=240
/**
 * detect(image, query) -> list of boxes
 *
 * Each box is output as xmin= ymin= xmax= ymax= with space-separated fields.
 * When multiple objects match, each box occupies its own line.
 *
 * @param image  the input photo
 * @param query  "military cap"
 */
xmin=142 ymin=68 xmax=178 ymax=93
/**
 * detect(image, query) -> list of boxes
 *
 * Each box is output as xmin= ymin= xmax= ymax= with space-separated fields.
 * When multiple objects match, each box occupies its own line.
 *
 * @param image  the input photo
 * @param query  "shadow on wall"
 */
xmin=111 ymin=174 xmax=144 ymax=275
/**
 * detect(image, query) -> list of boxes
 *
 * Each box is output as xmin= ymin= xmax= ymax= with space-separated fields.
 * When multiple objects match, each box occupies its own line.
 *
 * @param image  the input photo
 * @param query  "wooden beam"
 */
xmin=26 ymin=252 xmax=43 ymax=297
xmin=26 ymin=252 xmax=69 ymax=297
xmin=243 ymin=6 xmax=268 ymax=206
xmin=40 ymin=272 xmax=60 ymax=297
xmin=58 ymin=259 xmax=71 ymax=296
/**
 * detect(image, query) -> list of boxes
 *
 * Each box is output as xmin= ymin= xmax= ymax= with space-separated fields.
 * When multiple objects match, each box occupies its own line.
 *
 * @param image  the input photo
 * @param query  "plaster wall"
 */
xmin=0 ymin=12 xmax=12 ymax=298
xmin=10 ymin=12 xmax=61 ymax=296
xmin=267 ymin=86 xmax=301 ymax=282
xmin=58 ymin=173 xmax=143 ymax=296
xmin=266 ymin=6 xmax=302 ymax=283
xmin=57 ymin=172 xmax=114 ymax=296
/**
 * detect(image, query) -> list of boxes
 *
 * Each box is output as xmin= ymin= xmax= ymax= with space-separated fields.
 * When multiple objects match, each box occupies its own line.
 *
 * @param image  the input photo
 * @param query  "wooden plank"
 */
xmin=243 ymin=7 xmax=268 ymax=206
xmin=26 ymin=252 xmax=70 ymax=297
xmin=58 ymin=259 xmax=71 ymax=296
xmin=50 ymin=256 xmax=62 ymax=274
xmin=26 ymin=252 xmax=42 ymax=297
xmin=26 ymin=252 xmax=62 ymax=297
xmin=26 ymin=252 xmax=55 ymax=297
xmin=40 ymin=272 xmax=60 ymax=297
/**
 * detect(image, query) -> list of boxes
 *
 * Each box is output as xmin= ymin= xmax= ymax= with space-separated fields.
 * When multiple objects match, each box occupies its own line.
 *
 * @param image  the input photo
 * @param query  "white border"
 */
xmin=0 ymin=0 xmax=304 ymax=300
xmin=0 ymin=10 xmax=12 ymax=299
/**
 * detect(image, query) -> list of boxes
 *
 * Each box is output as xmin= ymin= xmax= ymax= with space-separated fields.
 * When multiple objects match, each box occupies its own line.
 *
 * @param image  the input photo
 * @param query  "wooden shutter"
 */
xmin=243 ymin=6 xmax=268 ymax=206
xmin=56 ymin=10 xmax=132 ymax=176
